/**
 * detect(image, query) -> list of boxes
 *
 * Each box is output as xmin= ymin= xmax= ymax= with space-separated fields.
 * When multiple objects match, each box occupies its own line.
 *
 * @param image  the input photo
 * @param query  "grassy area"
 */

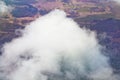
xmin=78 ymin=7 xmax=91 ymax=12
xmin=75 ymin=13 xmax=115 ymax=22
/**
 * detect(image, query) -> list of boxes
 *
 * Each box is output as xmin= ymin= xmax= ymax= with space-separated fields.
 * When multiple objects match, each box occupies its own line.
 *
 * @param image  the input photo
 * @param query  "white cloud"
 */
xmin=0 ymin=1 xmax=12 ymax=16
xmin=0 ymin=9 xmax=118 ymax=80
xmin=113 ymin=0 xmax=120 ymax=3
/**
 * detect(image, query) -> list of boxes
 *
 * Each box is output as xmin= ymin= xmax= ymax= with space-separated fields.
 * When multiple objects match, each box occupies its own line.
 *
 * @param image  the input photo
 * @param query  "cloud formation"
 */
xmin=0 ymin=9 xmax=118 ymax=80
xmin=0 ymin=1 xmax=12 ymax=17
xmin=112 ymin=0 xmax=120 ymax=3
